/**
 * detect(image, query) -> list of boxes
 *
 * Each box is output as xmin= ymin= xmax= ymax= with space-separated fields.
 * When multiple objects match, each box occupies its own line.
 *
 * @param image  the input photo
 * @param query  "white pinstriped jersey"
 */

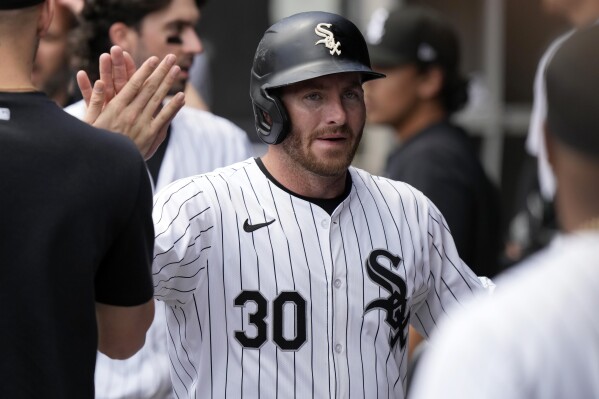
xmin=410 ymin=232 xmax=599 ymax=399
xmin=66 ymin=100 xmax=253 ymax=399
xmin=152 ymin=158 xmax=485 ymax=399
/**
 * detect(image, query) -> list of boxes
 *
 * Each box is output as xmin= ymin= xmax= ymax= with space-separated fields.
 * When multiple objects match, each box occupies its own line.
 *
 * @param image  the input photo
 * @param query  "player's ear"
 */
xmin=109 ymin=22 xmax=137 ymax=53
xmin=418 ymin=66 xmax=443 ymax=100
xmin=38 ymin=0 xmax=55 ymax=37
xmin=262 ymin=110 xmax=273 ymax=127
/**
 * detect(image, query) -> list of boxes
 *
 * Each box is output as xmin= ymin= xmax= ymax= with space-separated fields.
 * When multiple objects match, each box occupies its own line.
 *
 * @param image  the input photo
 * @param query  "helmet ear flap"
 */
xmin=253 ymin=88 xmax=290 ymax=145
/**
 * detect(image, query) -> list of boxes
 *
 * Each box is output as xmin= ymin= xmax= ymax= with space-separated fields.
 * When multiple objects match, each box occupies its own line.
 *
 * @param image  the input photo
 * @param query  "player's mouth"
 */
xmin=178 ymin=66 xmax=190 ymax=79
xmin=317 ymin=135 xmax=347 ymax=142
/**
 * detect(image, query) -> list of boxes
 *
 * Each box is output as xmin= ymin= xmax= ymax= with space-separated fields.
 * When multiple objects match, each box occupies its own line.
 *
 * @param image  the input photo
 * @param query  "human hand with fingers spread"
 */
xmin=77 ymin=48 xmax=185 ymax=160
xmin=77 ymin=46 xmax=137 ymax=108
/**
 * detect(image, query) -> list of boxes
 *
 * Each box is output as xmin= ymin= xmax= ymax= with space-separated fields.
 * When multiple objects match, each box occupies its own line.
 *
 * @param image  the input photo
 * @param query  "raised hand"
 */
xmin=77 ymin=47 xmax=185 ymax=160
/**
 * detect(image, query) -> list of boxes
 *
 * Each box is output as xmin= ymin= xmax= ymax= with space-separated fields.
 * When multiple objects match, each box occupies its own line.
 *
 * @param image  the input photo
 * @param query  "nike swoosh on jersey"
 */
xmin=243 ymin=218 xmax=276 ymax=232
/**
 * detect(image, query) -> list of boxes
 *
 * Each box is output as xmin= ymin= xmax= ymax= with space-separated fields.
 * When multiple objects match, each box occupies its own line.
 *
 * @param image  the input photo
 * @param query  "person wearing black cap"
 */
xmin=409 ymin=24 xmax=599 ymax=399
xmin=365 ymin=5 xmax=502 ymax=279
xmin=0 ymin=0 xmax=183 ymax=397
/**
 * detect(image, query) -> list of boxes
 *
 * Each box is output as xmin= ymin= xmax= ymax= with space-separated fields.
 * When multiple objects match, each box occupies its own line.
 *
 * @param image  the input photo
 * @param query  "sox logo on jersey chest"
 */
xmin=363 ymin=249 xmax=410 ymax=350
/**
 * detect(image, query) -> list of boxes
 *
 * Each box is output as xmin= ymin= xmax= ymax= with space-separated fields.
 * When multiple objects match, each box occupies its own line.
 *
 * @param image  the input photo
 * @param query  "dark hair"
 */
xmin=416 ymin=62 xmax=469 ymax=115
xmin=440 ymin=70 xmax=469 ymax=114
xmin=74 ymin=0 xmax=206 ymax=82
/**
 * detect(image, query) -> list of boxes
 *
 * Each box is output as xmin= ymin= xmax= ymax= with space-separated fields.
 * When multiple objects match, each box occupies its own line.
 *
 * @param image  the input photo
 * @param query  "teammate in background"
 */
xmin=410 ymin=25 xmax=599 ymax=399
xmin=364 ymin=6 xmax=502 ymax=279
xmin=31 ymin=0 xmax=78 ymax=107
xmin=364 ymin=6 xmax=502 ymax=362
xmin=0 ymin=0 xmax=183 ymax=397
xmin=504 ymin=0 xmax=599 ymax=265
xmin=69 ymin=0 xmax=252 ymax=397
xmin=144 ymin=11 xmax=489 ymax=398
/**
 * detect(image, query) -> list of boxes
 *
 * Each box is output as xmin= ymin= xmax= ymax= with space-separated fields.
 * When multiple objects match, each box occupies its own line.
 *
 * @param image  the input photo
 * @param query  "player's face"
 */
xmin=32 ymin=5 xmax=73 ymax=98
xmin=364 ymin=64 xmax=423 ymax=130
xmin=279 ymin=72 xmax=366 ymax=177
xmin=132 ymin=0 xmax=202 ymax=93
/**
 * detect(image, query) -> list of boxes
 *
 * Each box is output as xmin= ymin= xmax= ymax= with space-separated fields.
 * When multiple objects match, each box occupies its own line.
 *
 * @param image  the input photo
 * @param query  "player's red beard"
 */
xmin=280 ymin=123 xmax=363 ymax=177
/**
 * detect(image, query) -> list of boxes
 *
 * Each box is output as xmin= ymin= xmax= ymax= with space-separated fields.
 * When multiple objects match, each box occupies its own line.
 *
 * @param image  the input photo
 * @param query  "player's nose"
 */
xmin=324 ymin=96 xmax=348 ymax=126
xmin=183 ymin=28 xmax=203 ymax=55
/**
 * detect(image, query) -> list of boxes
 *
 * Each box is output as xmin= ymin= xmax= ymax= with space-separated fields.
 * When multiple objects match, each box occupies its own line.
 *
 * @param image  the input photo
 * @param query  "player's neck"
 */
xmin=261 ymin=152 xmax=348 ymax=199
xmin=395 ymin=102 xmax=446 ymax=142
xmin=0 ymin=55 xmax=36 ymax=93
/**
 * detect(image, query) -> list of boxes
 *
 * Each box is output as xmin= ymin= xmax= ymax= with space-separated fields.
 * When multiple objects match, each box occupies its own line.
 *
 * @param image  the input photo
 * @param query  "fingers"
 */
xmin=123 ymin=51 xmax=137 ymax=80
xmin=111 ymin=55 xmax=161 ymax=107
xmin=121 ymin=54 xmax=177 ymax=118
xmin=145 ymin=93 xmax=185 ymax=159
xmin=110 ymin=46 xmax=128 ymax=95
xmin=76 ymin=70 xmax=93 ymax=107
xmin=98 ymin=53 xmax=115 ymax=102
xmin=139 ymin=62 xmax=180 ymax=122
xmin=83 ymin=80 xmax=106 ymax=125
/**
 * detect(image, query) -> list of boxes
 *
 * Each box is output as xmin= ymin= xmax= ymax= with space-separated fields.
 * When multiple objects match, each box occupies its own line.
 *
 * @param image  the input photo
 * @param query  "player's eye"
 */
xmin=166 ymin=22 xmax=187 ymax=44
xmin=343 ymin=89 xmax=362 ymax=100
xmin=167 ymin=36 xmax=183 ymax=45
xmin=305 ymin=92 xmax=322 ymax=101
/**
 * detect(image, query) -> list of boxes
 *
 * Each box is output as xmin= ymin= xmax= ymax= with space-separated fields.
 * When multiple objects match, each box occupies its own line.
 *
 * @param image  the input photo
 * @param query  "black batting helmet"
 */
xmin=250 ymin=11 xmax=385 ymax=145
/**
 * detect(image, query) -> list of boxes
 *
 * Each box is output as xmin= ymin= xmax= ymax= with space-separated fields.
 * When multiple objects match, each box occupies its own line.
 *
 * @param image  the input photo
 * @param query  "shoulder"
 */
xmin=156 ymin=158 xmax=256 ymax=196
xmin=173 ymin=106 xmax=248 ymax=139
xmin=64 ymin=99 xmax=86 ymax=118
xmin=433 ymin=232 xmax=599 ymax=347
xmin=410 ymin=123 xmax=473 ymax=158
xmin=350 ymin=167 xmax=431 ymax=206
xmin=412 ymin=233 xmax=599 ymax=398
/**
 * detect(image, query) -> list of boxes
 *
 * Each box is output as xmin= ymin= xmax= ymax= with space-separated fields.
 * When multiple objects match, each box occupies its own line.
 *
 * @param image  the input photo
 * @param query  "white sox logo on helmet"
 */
xmin=315 ymin=23 xmax=342 ymax=55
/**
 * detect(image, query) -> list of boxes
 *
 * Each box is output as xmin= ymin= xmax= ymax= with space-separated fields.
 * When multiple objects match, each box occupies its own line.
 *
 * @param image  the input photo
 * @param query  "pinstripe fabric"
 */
xmin=152 ymin=159 xmax=484 ymax=399
xmin=65 ymin=100 xmax=252 ymax=399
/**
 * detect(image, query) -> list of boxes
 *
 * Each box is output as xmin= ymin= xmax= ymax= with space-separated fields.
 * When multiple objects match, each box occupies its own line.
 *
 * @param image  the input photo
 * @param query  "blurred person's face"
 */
xmin=542 ymin=0 xmax=579 ymax=15
xmin=542 ymin=0 xmax=598 ymax=26
xmin=364 ymin=64 xmax=422 ymax=130
xmin=131 ymin=0 xmax=202 ymax=93
xmin=32 ymin=5 xmax=74 ymax=101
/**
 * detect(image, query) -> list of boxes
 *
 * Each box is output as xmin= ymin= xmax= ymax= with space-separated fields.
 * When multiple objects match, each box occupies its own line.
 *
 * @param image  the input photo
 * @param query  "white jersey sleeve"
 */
xmin=152 ymin=175 xmax=218 ymax=304
xmin=409 ymin=194 xmax=486 ymax=338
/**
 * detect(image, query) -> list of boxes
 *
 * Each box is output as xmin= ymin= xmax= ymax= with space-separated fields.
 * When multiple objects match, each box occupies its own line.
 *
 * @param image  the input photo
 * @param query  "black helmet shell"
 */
xmin=250 ymin=11 xmax=384 ymax=144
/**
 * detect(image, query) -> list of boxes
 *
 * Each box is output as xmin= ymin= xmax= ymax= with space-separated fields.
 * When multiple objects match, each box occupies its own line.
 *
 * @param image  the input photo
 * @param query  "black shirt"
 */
xmin=0 ymin=92 xmax=154 ymax=398
xmin=385 ymin=121 xmax=502 ymax=277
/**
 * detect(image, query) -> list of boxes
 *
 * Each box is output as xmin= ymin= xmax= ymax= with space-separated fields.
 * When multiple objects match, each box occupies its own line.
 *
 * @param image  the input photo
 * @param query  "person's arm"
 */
xmin=94 ymin=147 xmax=157 ymax=359
xmin=410 ymin=197 xmax=487 ymax=339
xmin=95 ymin=300 xmax=154 ymax=359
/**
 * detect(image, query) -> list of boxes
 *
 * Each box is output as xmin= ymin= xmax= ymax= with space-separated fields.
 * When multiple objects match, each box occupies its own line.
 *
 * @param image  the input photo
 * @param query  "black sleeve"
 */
xmin=95 ymin=161 xmax=155 ymax=306
xmin=394 ymin=158 xmax=475 ymax=265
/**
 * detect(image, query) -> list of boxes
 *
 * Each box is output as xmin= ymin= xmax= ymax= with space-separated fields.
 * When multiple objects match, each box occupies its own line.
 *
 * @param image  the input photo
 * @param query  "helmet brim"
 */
xmin=262 ymin=59 xmax=385 ymax=90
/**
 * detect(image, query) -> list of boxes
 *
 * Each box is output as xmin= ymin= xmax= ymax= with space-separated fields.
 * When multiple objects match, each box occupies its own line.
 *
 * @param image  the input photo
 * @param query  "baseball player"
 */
xmin=68 ymin=0 xmax=253 ymax=397
xmin=0 ymin=0 xmax=183 ymax=397
xmin=148 ymin=11 xmax=489 ymax=398
xmin=409 ymin=24 xmax=599 ymax=399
